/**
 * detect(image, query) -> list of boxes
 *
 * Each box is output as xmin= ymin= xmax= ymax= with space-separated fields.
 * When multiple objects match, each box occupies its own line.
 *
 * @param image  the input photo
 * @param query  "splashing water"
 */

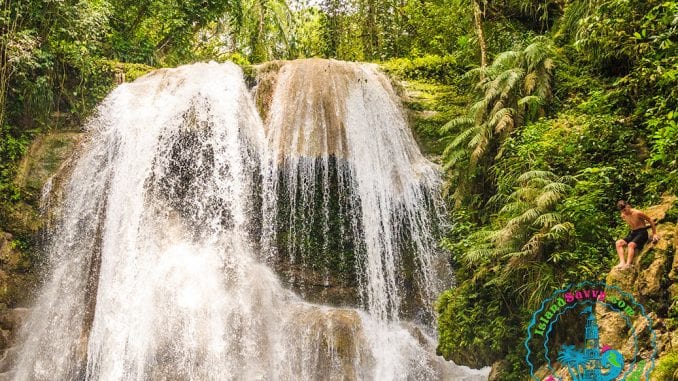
xmin=11 ymin=61 xmax=489 ymax=380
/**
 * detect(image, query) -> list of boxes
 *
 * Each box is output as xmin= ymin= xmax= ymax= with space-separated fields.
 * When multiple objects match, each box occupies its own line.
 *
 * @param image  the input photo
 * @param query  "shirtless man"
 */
xmin=615 ymin=200 xmax=659 ymax=269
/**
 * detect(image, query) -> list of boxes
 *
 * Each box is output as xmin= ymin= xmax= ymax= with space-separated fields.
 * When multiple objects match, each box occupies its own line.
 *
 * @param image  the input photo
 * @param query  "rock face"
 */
xmin=0 ymin=131 xmax=83 ymax=368
xmin=599 ymin=195 xmax=678 ymax=375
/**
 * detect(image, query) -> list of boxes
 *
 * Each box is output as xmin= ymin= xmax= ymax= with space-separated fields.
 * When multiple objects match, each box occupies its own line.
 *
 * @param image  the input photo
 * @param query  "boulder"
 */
xmin=599 ymin=195 xmax=678 ymax=373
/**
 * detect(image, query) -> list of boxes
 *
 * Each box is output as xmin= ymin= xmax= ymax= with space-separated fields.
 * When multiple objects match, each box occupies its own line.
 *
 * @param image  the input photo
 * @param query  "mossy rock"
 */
xmin=0 ymin=233 xmax=37 ymax=307
xmin=0 ymin=202 xmax=41 ymax=240
xmin=13 ymin=132 xmax=82 ymax=205
xmin=394 ymin=79 xmax=468 ymax=157
xmin=251 ymin=60 xmax=285 ymax=122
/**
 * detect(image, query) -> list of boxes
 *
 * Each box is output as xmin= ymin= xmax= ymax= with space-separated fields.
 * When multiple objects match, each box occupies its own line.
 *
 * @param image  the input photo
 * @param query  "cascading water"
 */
xmin=260 ymin=59 xmax=449 ymax=323
xmin=10 ymin=60 xmax=489 ymax=380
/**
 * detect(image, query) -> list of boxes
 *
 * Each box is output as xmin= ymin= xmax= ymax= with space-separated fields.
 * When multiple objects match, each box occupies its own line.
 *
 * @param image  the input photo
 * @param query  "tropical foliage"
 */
xmin=441 ymin=36 xmax=555 ymax=208
xmin=433 ymin=0 xmax=677 ymax=377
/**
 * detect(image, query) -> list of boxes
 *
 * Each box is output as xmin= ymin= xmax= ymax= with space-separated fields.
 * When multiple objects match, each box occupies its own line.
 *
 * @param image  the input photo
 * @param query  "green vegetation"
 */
xmin=0 ymin=0 xmax=676 ymax=377
xmin=653 ymin=351 xmax=678 ymax=381
xmin=431 ymin=0 xmax=677 ymax=377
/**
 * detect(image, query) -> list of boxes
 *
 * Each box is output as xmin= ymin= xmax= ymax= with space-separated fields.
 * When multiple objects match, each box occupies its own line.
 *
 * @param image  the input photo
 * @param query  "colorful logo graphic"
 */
xmin=524 ymin=281 xmax=657 ymax=380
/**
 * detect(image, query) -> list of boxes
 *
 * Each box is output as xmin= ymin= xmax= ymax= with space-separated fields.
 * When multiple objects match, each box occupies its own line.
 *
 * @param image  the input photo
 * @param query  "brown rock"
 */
xmin=0 ymin=330 xmax=9 ymax=350
xmin=0 ymin=233 xmax=25 ymax=272
xmin=637 ymin=251 xmax=667 ymax=298
xmin=644 ymin=195 xmax=677 ymax=223
xmin=488 ymin=360 xmax=510 ymax=381
xmin=606 ymin=265 xmax=637 ymax=293
xmin=596 ymin=307 xmax=628 ymax=354
xmin=601 ymin=196 xmax=678 ymax=369
xmin=0 ymin=346 xmax=19 ymax=372
xmin=0 ymin=308 xmax=30 ymax=331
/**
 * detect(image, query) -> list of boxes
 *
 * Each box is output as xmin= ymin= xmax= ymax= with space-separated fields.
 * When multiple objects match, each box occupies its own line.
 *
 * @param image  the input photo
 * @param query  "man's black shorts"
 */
xmin=623 ymin=228 xmax=649 ymax=249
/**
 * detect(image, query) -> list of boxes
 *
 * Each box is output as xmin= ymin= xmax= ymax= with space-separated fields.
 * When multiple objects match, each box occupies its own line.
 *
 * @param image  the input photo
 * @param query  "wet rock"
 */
xmin=0 ymin=234 xmax=35 ymax=309
xmin=0 ymin=346 xmax=19 ymax=372
xmin=0 ymin=330 xmax=9 ymax=350
xmin=0 ymin=203 xmax=41 ymax=240
xmin=273 ymin=261 xmax=358 ymax=308
xmin=638 ymin=251 xmax=667 ymax=297
xmin=0 ymin=308 xmax=30 ymax=332
xmin=13 ymin=132 xmax=82 ymax=205
xmin=284 ymin=307 xmax=372 ymax=380
xmin=252 ymin=60 xmax=284 ymax=122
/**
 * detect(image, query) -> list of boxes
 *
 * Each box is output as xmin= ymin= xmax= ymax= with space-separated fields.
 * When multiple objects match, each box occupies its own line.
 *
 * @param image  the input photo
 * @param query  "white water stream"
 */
xmin=11 ymin=61 xmax=489 ymax=380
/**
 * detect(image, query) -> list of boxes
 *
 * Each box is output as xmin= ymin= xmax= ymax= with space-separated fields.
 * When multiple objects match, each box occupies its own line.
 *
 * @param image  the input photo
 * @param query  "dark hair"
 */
xmin=616 ymin=200 xmax=628 ymax=211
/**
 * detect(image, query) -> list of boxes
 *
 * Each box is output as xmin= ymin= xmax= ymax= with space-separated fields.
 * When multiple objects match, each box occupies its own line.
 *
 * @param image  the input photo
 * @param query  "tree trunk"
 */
xmin=0 ymin=0 xmax=17 ymax=128
xmin=472 ymin=0 xmax=488 ymax=79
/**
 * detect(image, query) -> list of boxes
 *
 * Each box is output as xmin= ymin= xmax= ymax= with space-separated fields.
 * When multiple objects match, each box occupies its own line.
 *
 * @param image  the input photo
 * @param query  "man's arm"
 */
xmin=638 ymin=211 xmax=659 ymax=241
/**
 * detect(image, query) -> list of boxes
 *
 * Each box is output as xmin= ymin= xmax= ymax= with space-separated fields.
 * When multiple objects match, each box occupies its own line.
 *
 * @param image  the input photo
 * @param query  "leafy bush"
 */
xmin=0 ymin=124 xmax=29 ymax=204
xmin=381 ymin=55 xmax=465 ymax=84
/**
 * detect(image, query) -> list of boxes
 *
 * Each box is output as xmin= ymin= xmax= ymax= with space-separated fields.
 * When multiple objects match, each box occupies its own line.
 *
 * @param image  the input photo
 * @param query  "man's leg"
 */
xmin=625 ymin=242 xmax=637 ymax=268
xmin=615 ymin=240 xmax=627 ymax=268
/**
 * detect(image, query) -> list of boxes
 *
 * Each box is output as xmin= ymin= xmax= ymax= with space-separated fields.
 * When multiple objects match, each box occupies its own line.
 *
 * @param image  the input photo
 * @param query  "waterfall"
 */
xmin=10 ymin=61 xmax=489 ymax=380
xmin=260 ymin=59 xmax=449 ymax=323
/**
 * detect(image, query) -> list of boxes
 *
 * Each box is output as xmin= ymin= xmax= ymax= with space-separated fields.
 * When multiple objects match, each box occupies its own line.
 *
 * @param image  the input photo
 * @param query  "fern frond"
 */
xmin=549 ymin=222 xmax=574 ymax=236
xmin=491 ymin=50 xmax=521 ymax=70
xmin=513 ymin=208 xmax=540 ymax=225
xmin=542 ymin=181 xmax=570 ymax=194
xmin=470 ymin=132 xmax=490 ymax=164
xmin=447 ymin=124 xmax=480 ymax=148
xmin=499 ymin=200 xmax=528 ymax=216
xmin=518 ymin=170 xmax=557 ymax=183
xmin=442 ymin=149 xmax=467 ymax=170
xmin=534 ymin=212 xmax=562 ymax=228
xmin=492 ymin=108 xmax=516 ymax=133
xmin=535 ymin=190 xmax=565 ymax=209
xmin=470 ymin=98 xmax=490 ymax=122
xmin=524 ymin=40 xmax=553 ymax=72
xmin=518 ymin=94 xmax=543 ymax=107
xmin=524 ymin=72 xmax=538 ymax=94
xmin=440 ymin=117 xmax=474 ymax=134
